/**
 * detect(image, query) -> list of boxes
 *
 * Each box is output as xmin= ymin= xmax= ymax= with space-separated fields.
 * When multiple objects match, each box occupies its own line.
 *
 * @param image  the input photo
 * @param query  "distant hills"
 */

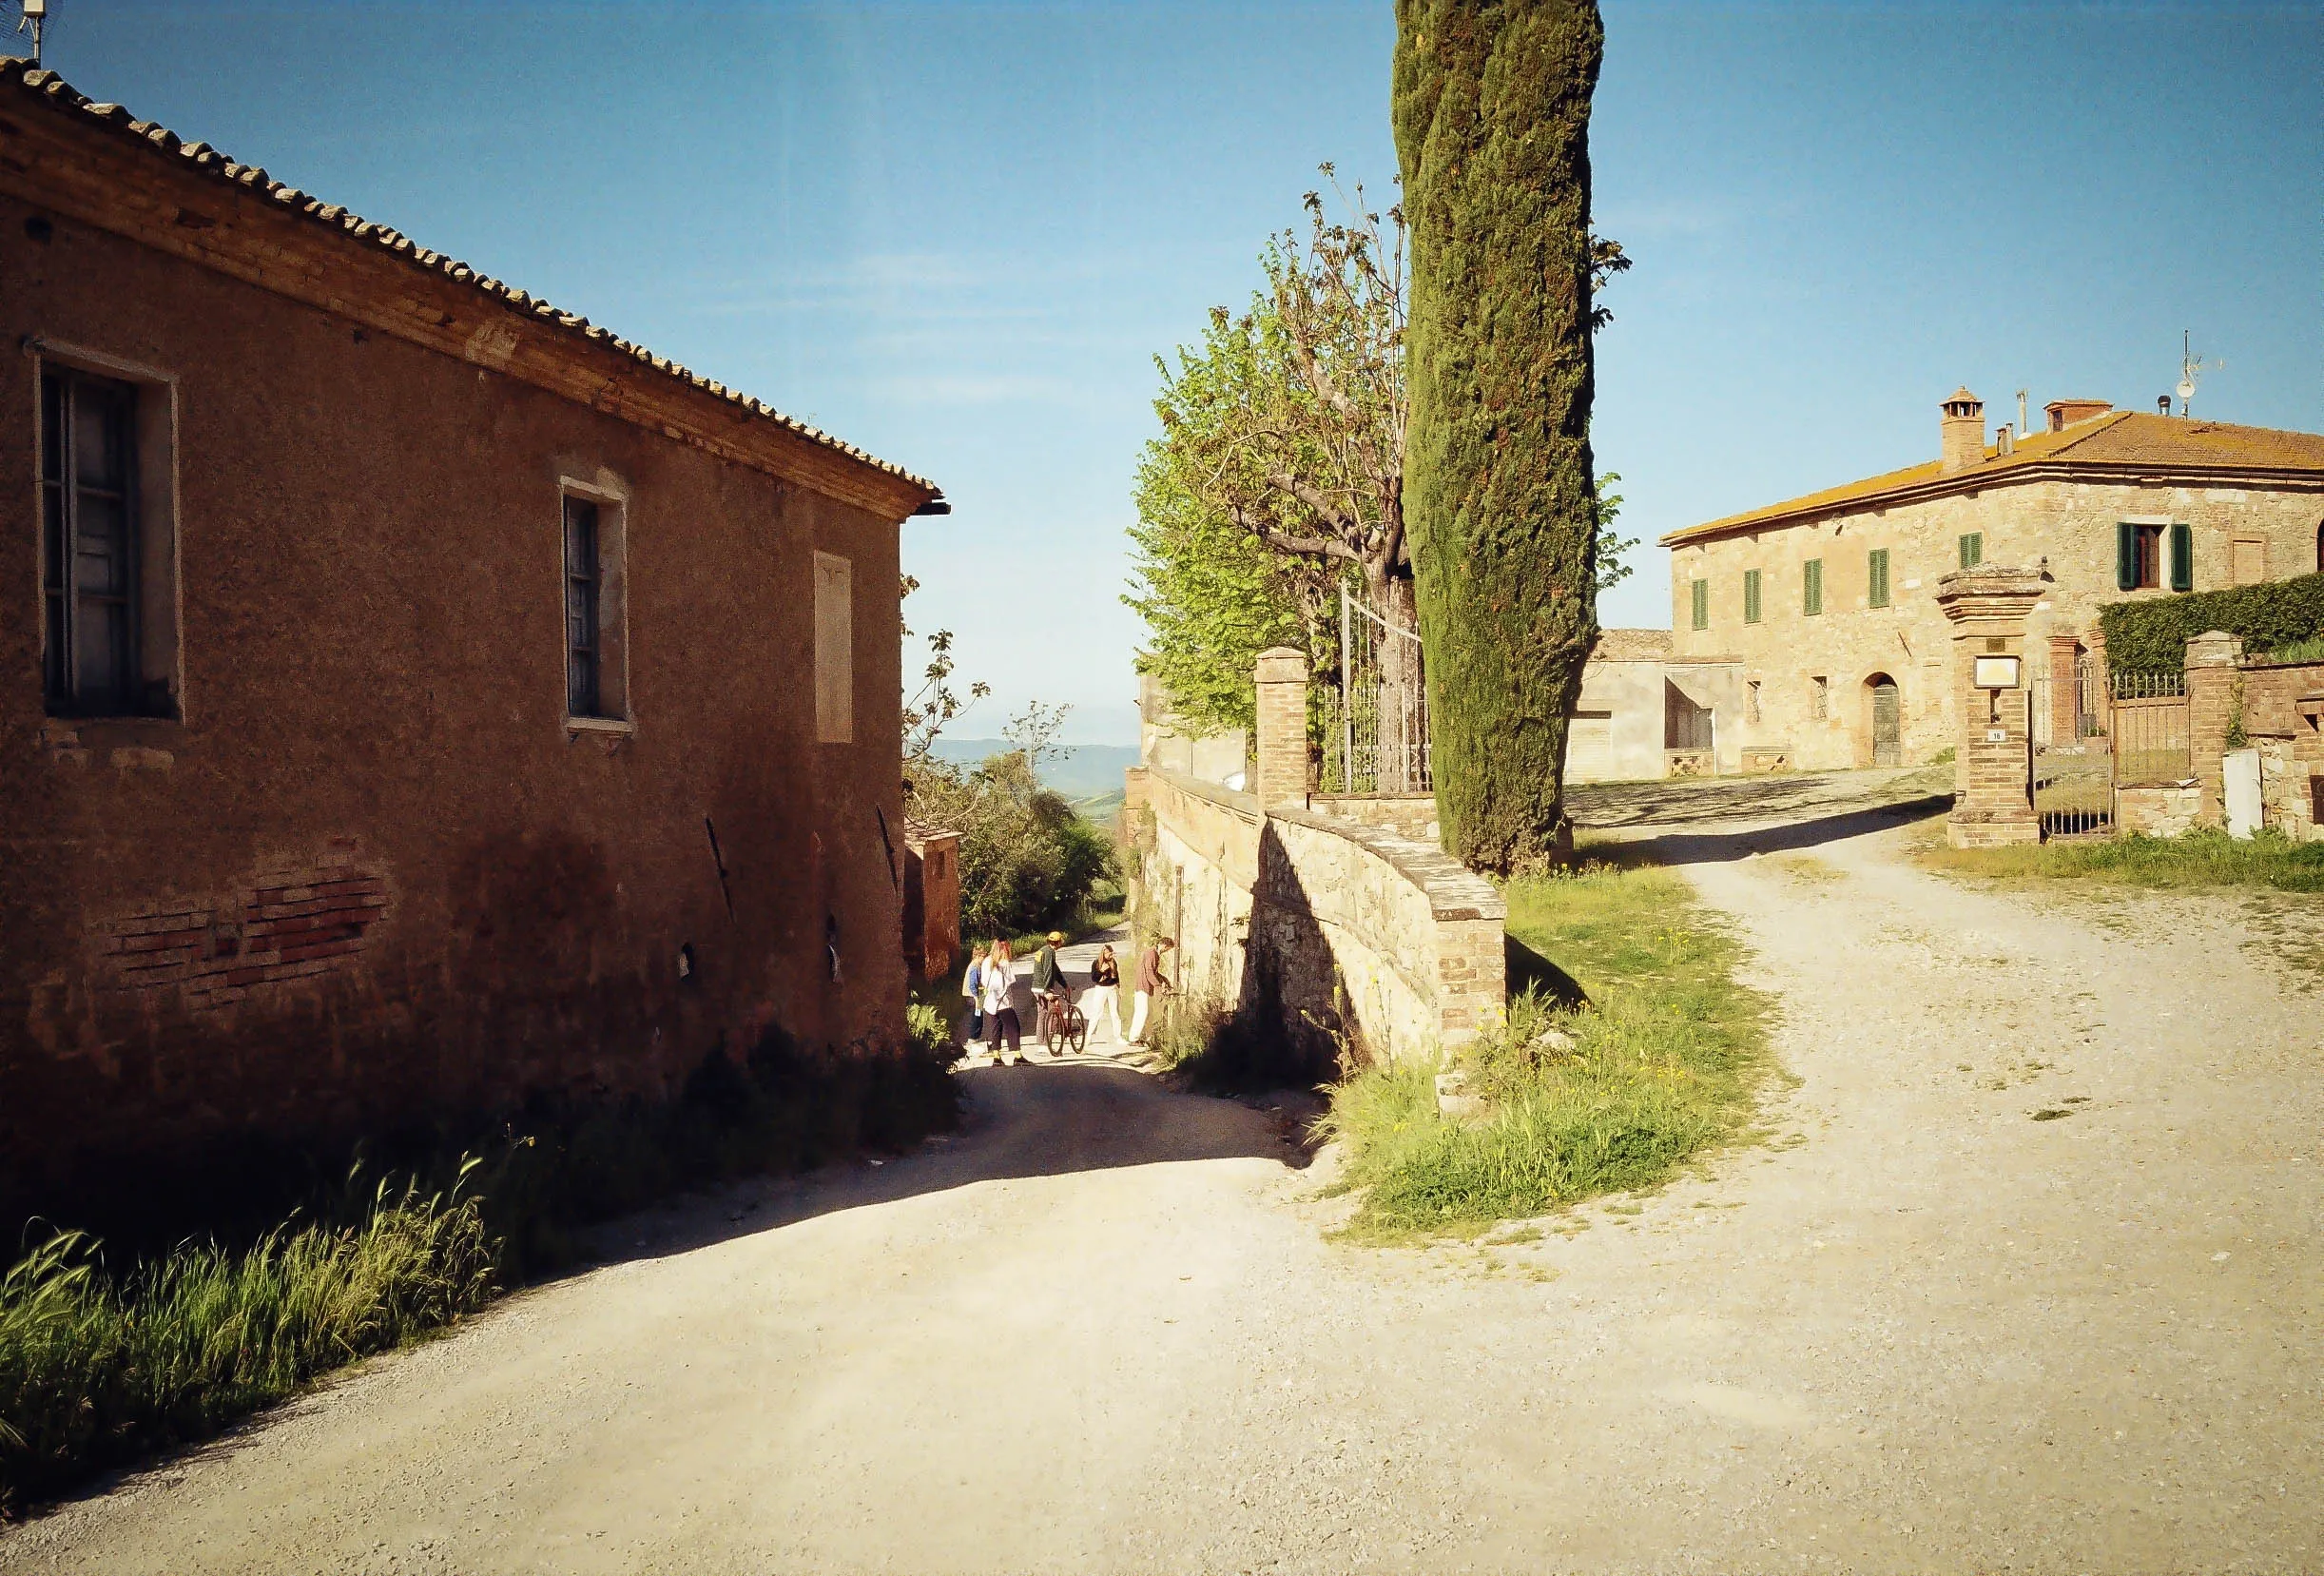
xmin=926 ymin=739 xmax=1142 ymax=805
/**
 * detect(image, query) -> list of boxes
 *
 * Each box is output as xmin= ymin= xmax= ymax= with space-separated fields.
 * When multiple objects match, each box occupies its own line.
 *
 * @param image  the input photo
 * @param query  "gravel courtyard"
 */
xmin=5 ymin=781 xmax=2317 ymax=1574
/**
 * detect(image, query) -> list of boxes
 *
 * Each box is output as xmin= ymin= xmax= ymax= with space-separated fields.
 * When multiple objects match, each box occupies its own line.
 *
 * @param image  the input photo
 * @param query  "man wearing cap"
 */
xmin=1029 ymin=930 xmax=1071 ymax=1049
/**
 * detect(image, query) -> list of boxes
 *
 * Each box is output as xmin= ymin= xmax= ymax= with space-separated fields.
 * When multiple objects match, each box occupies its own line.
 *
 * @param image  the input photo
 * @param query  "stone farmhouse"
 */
xmin=1649 ymin=390 xmax=2324 ymax=774
xmin=0 ymin=64 xmax=943 ymax=1220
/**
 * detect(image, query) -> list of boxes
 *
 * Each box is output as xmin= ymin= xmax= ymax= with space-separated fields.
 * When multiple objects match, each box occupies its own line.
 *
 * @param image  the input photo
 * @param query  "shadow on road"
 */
xmin=1608 ymin=793 xmax=1953 ymax=866
xmin=578 ymin=1060 xmax=1307 ymax=1272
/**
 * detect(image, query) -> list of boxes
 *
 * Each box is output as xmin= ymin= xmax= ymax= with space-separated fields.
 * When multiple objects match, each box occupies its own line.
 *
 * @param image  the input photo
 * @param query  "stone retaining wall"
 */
xmin=1126 ymin=766 xmax=1504 ymax=1068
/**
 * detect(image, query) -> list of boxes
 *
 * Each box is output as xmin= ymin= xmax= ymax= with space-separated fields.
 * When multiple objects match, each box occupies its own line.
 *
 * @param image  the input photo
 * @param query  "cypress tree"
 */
xmin=1393 ymin=0 xmax=1604 ymax=873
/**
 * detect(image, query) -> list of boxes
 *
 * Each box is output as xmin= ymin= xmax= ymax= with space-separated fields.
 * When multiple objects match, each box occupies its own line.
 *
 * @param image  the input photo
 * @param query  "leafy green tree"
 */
xmin=1395 ymin=0 xmax=1608 ymax=873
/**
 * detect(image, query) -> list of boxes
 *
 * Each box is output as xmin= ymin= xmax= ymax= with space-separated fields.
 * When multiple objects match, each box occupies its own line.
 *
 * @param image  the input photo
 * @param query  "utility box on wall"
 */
xmin=901 ymin=823 xmax=961 ymax=981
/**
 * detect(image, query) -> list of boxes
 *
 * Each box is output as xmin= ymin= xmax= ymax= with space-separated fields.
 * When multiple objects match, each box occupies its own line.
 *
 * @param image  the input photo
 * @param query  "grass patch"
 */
xmin=2 ymin=1019 xmax=960 ymax=1514
xmin=1321 ymin=857 xmax=1771 ymax=1237
xmin=1922 ymin=827 xmax=2324 ymax=893
xmin=1 ymin=1171 xmax=494 ymax=1513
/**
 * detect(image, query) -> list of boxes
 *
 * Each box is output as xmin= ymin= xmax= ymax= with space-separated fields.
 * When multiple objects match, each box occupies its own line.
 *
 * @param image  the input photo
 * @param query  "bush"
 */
xmin=2099 ymin=572 xmax=2324 ymax=673
xmin=906 ymin=749 xmax=1115 ymax=941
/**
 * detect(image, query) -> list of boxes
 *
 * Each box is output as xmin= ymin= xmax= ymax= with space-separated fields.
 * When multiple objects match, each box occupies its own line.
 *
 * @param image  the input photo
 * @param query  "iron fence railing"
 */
xmin=1320 ymin=585 xmax=1430 ymax=795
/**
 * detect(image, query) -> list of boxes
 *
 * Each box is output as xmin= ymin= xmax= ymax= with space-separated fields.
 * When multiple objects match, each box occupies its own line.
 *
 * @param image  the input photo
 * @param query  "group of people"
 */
xmin=960 ymin=932 xmax=1174 ymax=1066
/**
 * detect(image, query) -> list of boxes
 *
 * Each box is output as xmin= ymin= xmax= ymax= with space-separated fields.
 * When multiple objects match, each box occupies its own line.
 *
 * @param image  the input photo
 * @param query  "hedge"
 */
xmin=2098 ymin=572 xmax=2324 ymax=674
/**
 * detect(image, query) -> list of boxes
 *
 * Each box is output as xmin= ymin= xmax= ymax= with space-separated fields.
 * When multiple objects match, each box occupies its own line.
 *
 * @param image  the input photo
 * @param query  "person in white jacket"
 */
xmin=978 ymin=940 xmax=1022 ymax=1065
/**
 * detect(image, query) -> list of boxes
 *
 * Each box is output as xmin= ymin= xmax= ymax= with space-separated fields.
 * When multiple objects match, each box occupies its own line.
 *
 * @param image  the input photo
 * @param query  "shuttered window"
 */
xmin=564 ymin=496 xmax=603 ymax=717
xmin=1743 ymin=569 xmax=1762 ymax=624
xmin=1803 ymin=558 xmax=1823 ymax=616
xmin=2118 ymin=523 xmax=2171 ymax=591
xmin=40 ymin=367 xmax=151 ymax=716
xmin=1868 ymin=548 xmax=1890 ymax=608
xmin=1690 ymin=578 xmax=1709 ymax=631
xmin=1958 ymin=533 xmax=1983 ymax=569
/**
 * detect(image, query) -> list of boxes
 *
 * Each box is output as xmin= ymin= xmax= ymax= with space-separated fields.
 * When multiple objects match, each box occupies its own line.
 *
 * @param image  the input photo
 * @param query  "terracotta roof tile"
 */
xmin=2 ymin=61 xmax=941 ymax=507
xmin=1590 ymin=628 xmax=1674 ymax=663
xmin=1663 ymin=410 xmax=2324 ymax=546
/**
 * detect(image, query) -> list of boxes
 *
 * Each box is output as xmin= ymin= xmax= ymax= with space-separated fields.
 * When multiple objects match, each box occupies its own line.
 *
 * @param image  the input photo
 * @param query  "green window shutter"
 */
xmin=1691 ymin=578 xmax=1708 ymax=630
xmin=1804 ymin=558 xmax=1823 ymax=615
xmin=1868 ymin=548 xmax=1890 ymax=608
xmin=1744 ymin=569 xmax=1762 ymax=624
xmin=2168 ymin=522 xmax=2193 ymax=592
xmin=2116 ymin=521 xmax=2139 ymax=591
xmin=1959 ymin=533 xmax=1982 ymax=569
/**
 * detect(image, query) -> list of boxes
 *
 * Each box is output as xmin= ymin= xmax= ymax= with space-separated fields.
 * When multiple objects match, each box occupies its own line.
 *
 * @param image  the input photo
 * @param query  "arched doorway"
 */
xmin=1865 ymin=673 xmax=1902 ymax=768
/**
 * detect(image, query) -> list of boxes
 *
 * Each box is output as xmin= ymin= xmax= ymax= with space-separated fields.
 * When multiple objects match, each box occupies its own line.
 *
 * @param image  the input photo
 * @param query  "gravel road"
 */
xmin=6 ymin=786 xmax=2319 ymax=1574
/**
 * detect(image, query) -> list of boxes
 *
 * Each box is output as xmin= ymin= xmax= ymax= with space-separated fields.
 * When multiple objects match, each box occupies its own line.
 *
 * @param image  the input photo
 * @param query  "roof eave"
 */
xmin=1659 ymin=458 xmax=2324 ymax=549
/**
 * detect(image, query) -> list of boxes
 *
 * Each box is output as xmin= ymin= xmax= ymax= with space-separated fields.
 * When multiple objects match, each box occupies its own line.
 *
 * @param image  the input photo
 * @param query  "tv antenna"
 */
xmin=13 ymin=0 xmax=45 ymax=68
xmin=2175 ymin=328 xmax=2218 ymax=418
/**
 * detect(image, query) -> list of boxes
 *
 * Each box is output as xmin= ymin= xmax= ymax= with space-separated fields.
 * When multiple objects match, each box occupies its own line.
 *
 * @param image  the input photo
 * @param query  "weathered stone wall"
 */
xmin=1307 ymin=794 xmax=1440 ymax=841
xmin=1670 ymin=477 xmax=2324 ymax=773
xmin=1 ymin=170 xmax=913 ymax=1220
xmin=1132 ymin=767 xmax=1504 ymax=1068
xmin=2116 ymin=784 xmax=2201 ymax=838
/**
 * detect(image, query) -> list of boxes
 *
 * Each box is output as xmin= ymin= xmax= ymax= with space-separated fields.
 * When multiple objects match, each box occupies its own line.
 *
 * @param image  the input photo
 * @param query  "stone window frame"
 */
xmin=1746 ymin=679 xmax=1762 ymax=723
xmin=556 ymin=474 xmax=633 ymax=736
xmin=1811 ymin=675 xmax=1830 ymax=720
xmin=2115 ymin=515 xmax=2189 ymax=593
xmin=26 ymin=335 xmax=184 ymax=723
xmin=814 ymin=549 xmax=854 ymax=745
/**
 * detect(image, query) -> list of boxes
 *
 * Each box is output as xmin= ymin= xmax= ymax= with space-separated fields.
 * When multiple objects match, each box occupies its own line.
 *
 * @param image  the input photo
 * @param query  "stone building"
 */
xmin=1657 ymin=390 xmax=2324 ymax=772
xmin=0 ymin=65 xmax=944 ymax=1219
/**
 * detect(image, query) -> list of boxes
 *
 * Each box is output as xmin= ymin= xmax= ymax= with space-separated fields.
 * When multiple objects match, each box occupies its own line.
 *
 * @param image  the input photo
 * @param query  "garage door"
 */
xmin=1566 ymin=710 xmax=1615 ymax=782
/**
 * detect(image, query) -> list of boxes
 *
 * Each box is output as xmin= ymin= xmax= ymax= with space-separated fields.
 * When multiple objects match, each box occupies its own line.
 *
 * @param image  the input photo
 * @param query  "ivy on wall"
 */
xmin=2099 ymin=572 xmax=2324 ymax=673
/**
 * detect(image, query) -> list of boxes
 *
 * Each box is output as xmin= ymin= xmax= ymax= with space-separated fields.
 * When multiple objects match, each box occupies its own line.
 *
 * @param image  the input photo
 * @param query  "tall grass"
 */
xmin=1322 ymin=855 xmax=1770 ymax=1236
xmin=0 ymin=1172 xmax=494 ymax=1512
xmin=0 ymin=1022 xmax=962 ymax=1514
xmin=1923 ymin=827 xmax=2324 ymax=892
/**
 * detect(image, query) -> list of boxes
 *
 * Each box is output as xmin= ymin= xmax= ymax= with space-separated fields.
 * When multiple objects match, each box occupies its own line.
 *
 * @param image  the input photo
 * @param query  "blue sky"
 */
xmin=28 ymin=1 xmax=2320 ymax=743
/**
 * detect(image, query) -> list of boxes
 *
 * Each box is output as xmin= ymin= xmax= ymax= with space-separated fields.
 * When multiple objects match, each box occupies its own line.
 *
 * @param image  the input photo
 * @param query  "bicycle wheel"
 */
xmin=1068 ymin=1012 xmax=1088 ymax=1055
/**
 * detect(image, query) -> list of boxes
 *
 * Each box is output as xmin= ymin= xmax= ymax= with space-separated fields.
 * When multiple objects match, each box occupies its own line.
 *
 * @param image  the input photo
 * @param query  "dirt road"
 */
xmin=7 ymin=786 xmax=2320 ymax=1573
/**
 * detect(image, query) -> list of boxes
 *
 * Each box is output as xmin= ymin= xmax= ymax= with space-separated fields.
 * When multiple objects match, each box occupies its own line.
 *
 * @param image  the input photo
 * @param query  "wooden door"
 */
xmin=1871 ymin=680 xmax=1901 ymax=767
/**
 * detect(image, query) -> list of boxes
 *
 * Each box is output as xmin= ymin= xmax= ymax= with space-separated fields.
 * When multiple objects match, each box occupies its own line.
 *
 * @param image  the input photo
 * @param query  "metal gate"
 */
xmin=2026 ymin=655 xmax=2189 ymax=838
xmin=1322 ymin=585 xmax=1431 ymax=794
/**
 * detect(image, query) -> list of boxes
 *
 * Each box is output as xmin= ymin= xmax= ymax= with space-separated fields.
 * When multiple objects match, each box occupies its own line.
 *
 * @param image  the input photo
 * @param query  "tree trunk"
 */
xmin=1371 ymin=568 xmax=1423 ymax=795
xmin=1394 ymin=0 xmax=1603 ymax=873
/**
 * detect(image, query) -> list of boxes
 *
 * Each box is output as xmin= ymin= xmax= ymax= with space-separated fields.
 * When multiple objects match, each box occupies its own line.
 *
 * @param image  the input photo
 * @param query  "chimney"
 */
xmin=1940 ymin=387 xmax=1985 ymax=474
xmin=1996 ymin=424 xmax=2015 ymax=457
xmin=2043 ymin=398 xmax=2113 ymax=433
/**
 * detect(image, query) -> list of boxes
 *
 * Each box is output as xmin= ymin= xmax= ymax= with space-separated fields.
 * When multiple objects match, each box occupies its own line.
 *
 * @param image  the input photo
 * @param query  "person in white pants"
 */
xmin=1127 ymin=936 xmax=1173 ymax=1046
xmin=1081 ymin=944 xmax=1125 ymax=1042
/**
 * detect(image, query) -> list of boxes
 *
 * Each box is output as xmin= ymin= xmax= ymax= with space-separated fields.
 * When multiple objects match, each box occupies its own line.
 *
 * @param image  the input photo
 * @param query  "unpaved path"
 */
xmin=7 ymin=786 xmax=2321 ymax=1573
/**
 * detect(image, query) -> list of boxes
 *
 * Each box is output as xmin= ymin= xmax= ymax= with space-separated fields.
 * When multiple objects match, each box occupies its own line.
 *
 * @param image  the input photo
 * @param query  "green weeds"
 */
xmin=1 ymin=1172 xmax=494 ymax=1513
xmin=1923 ymin=827 xmax=2324 ymax=893
xmin=1321 ymin=856 xmax=1771 ymax=1237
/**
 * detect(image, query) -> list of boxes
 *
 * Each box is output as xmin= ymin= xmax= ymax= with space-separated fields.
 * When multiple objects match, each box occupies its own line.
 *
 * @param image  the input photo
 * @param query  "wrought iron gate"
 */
xmin=1322 ymin=585 xmax=1431 ymax=794
xmin=2026 ymin=655 xmax=2189 ymax=838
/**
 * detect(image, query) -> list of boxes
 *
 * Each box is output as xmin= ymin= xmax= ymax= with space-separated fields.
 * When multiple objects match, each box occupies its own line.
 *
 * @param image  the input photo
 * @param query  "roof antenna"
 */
xmin=2175 ymin=329 xmax=2218 ymax=418
xmin=14 ymin=0 xmax=45 ymax=68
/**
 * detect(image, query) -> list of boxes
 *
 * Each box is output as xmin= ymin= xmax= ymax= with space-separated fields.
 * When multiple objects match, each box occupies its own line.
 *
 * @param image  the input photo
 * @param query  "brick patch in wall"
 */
xmin=97 ymin=843 xmax=392 ymax=1011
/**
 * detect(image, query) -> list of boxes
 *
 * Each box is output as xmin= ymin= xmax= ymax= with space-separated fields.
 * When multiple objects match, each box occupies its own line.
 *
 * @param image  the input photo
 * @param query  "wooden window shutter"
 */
xmin=1868 ymin=549 xmax=1890 ymax=608
xmin=2116 ymin=521 xmax=2140 ymax=591
xmin=1744 ymin=569 xmax=1762 ymax=624
xmin=2168 ymin=522 xmax=2194 ymax=592
xmin=1959 ymin=533 xmax=1983 ymax=569
xmin=1691 ymin=578 xmax=1709 ymax=631
xmin=1804 ymin=558 xmax=1823 ymax=616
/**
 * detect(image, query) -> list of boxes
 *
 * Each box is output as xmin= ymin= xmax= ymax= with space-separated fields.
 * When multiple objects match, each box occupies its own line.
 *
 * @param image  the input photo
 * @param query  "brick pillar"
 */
xmin=2046 ymin=634 xmax=2081 ymax=745
xmin=1252 ymin=647 xmax=1310 ymax=809
xmin=2184 ymin=630 xmax=2244 ymax=827
xmin=1934 ymin=565 xmax=2046 ymax=848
